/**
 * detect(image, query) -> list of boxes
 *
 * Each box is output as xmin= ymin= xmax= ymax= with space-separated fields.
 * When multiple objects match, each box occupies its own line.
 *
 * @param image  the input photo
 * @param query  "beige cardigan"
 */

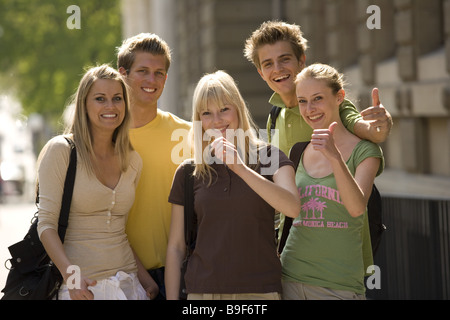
xmin=37 ymin=135 xmax=142 ymax=281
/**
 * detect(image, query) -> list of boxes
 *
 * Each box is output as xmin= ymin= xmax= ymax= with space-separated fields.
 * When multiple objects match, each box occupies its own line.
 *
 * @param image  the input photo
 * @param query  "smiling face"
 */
xmin=86 ymin=79 xmax=126 ymax=134
xmin=199 ymin=99 xmax=239 ymax=138
xmin=296 ymin=77 xmax=344 ymax=130
xmin=121 ymin=51 xmax=167 ymax=108
xmin=257 ymin=40 xmax=305 ymax=107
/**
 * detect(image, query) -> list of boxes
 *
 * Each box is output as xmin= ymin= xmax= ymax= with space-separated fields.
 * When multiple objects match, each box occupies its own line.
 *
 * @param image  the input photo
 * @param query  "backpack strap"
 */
xmin=277 ymin=141 xmax=309 ymax=255
xmin=184 ymin=160 xmax=196 ymax=251
xmin=269 ymin=106 xmax=282 ymax=131
xmin=268 ymin=106 xmax=282 ymax=142
xmin=288 ymin=141 xmax=310 ymax=172
xmin=368 ymin=184 xmax=385 ymax=256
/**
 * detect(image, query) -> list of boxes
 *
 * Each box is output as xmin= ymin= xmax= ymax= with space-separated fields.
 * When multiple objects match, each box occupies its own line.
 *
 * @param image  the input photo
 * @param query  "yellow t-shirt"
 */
xmin=126 ymin=109 xmax=191 ymax=270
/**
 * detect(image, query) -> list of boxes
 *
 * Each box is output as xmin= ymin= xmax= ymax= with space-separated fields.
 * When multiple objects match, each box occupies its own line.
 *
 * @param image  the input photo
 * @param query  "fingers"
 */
xmin=69 ymin=278 xmax=96 ymax=300
xmin=360 ymin=103 xmax=390 ymax=134
xmin=328 ymin=121 xmax=337 ymax=134
xmin=210 ymin=137 xmax=244 ymax=167
xmin=372 ymin=87 xmax=381 ymax=107
xmin=312 ymin=122 xmax=336 ymax=137
xmin=360 ymin=103 xmax=388 ymax=124
xmin=311 ymin=124 xmax=335 ymax=150
xmin=210 ymin=137 xmax=229 ymax=162
xmin=86 ymin=278 xmax=97 ymax=287
xmin=70 ymin=287 xmax=95 ymax=300
xmin=82 ymin=278 xmax=96 ymax=300
xmin=147 ymin=287 xmax=159 ymax=300
xmin=361 ymin=87 xmax=383 ymax=118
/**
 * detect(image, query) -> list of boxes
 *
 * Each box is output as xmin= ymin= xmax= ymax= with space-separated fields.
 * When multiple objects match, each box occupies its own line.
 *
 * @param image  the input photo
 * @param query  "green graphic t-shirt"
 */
xmin=281 ymin=140 xmax=384 ymax=295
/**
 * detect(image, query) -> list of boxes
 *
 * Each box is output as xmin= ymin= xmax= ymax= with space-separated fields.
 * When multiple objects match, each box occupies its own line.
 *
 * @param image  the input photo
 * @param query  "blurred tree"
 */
xmin=0 ymin=0 xmax=122 ymax=130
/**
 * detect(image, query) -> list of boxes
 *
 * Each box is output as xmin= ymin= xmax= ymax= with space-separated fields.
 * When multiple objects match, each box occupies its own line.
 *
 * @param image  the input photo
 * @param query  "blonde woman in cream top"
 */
xmin=37 ymin=65 xmax=156 ymax=300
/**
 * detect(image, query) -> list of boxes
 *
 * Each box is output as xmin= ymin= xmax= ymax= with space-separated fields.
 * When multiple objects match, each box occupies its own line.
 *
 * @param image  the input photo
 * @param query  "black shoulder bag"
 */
xmin=1 ymin=137 xmax=77 ymax=300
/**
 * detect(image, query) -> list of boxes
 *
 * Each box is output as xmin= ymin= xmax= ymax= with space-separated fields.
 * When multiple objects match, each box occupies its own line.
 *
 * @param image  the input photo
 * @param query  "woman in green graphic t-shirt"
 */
xmin=280 ymin=63 xmax=384 ymax=300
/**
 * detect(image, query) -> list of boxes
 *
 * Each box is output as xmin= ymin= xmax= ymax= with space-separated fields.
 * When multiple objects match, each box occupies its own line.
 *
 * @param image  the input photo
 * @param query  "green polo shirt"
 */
xmin=266 ymin=93 xmax=362 ymax=155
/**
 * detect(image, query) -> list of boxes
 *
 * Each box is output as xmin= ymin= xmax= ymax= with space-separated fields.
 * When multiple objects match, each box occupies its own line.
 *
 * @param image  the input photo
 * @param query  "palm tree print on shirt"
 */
xmin=302 ymin=198 xmax=327 ymax=219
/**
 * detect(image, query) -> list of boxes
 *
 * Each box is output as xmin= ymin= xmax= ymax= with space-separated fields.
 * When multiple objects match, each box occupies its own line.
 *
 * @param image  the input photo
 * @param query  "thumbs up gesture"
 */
xmin=360 ymin=88 xmax=393 ymax=137
xmin=311 ymin=122 xmax=339 ymax=159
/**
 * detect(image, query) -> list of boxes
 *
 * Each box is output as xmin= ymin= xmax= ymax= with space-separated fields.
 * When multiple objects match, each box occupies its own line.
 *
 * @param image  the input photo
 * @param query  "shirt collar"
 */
xmin=268 ymin=92 xmax=286 ymax=109
xmin=269 ymin=92 xmax=300 ymax=115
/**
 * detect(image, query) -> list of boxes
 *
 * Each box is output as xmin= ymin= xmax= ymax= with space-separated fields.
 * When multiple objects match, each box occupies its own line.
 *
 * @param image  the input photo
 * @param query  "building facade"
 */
xmin=121 ymin=0 xmax=450 ymax=195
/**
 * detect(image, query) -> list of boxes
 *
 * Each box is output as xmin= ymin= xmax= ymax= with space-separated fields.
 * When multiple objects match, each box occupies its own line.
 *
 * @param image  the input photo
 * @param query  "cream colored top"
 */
xmin=37 ymin=135 xmax=142 ymax=281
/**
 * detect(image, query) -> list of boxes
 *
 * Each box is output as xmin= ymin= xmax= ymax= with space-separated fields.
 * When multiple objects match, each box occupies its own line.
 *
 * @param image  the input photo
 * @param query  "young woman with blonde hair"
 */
xmin=37 ymin=64 xmax=152 ymax=300
xmin=280 ymin=64 xmax=384 ymax=300
xmin=165 ymin=70 xmax=300 ymax=300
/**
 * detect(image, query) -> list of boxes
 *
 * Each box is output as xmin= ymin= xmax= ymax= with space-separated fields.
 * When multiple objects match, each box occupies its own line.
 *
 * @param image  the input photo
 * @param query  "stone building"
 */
xmin=120 ymin=0 xmax=450 ymax=197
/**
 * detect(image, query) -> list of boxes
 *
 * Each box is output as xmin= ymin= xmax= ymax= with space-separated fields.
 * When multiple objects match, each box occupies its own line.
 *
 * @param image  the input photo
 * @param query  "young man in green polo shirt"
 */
xmin=244 ymin=20 xmax=393 ymax=156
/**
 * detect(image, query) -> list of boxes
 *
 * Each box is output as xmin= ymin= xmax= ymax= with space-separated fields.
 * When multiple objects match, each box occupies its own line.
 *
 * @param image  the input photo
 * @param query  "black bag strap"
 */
xmin=289 ymin=141 xmax=310 ymax=173
xmin=35 ymin=137 xmax=76 ymax=243
xmin=57 ymin=137 xmax=77 ymax=242
xmin=269 ymin=106 xmax=281 ymax=131
xmin=277 ymin=141 xmax=309 ymax=255
xmin=368 ymin=183 xmax=385 ymax=256
xmin=184 ymin=160 xmax=196 ymax=249
xmin=268 ymin=106 xmax=282 ymax=142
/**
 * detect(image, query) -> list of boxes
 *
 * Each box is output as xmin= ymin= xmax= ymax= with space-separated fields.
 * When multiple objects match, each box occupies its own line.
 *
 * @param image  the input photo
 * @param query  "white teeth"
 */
xmin=309 ymin=114 xmax=322 ymax=120
xmin=274 ymin=75 xmax=289 ymax=82
xmin=142 ymin=87 xmax=156 ymax=93
xmin=102 ymin=114 xmax=117 ymax=118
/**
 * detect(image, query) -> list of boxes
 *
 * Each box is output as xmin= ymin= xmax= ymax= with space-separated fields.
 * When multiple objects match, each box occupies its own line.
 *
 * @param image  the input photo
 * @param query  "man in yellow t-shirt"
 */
xmin=118 ymin=33 xmax=191 ymax=300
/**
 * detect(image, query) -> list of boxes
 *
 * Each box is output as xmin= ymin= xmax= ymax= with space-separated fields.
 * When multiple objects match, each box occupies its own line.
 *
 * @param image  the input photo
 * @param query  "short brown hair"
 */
xmin=244 ymin=20 xmax=308 ymax=69
xmin=116 ymin=33 xmax=172 ymax=72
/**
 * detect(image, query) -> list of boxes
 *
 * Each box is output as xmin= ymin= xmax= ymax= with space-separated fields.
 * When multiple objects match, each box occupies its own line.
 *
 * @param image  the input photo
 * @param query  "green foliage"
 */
xmin=0 ymin=0 xmax=122 ymax=128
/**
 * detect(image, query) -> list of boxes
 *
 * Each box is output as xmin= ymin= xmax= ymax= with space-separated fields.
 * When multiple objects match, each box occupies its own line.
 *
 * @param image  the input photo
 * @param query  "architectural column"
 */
xmin=445 ymin=0 xmax=450 ymax=73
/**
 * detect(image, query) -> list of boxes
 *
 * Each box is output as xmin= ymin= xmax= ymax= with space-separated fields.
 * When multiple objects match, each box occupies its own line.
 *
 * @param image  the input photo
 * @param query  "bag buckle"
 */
xmin=4 ymin=258 xmax=13 ymax=271
xmin=30 ymin=211 xmax=38 ymax=224
xmin=19 ymin=286 xmax=30 ymax=297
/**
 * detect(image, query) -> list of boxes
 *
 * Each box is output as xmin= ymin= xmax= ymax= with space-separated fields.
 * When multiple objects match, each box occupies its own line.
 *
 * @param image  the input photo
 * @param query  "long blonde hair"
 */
xmin=191 ymin=70 xmax=265 ymax=186
xmin=64 ymin=64 xmax=133 ymax=174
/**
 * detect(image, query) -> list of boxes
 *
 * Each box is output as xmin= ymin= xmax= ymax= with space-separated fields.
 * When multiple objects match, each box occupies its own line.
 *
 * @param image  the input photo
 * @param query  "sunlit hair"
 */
xmin=116 ymin=33 xmax=172 ymax=72
xmin=191 ymin=70 xmax=264 ymax=186
xmin=64 ymin=64 xmax=133 ymax=175
xmin=294 ymin=63 xmax=346 ymax=95
xmin=244 ymin=20 xmax=308 ymax=69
